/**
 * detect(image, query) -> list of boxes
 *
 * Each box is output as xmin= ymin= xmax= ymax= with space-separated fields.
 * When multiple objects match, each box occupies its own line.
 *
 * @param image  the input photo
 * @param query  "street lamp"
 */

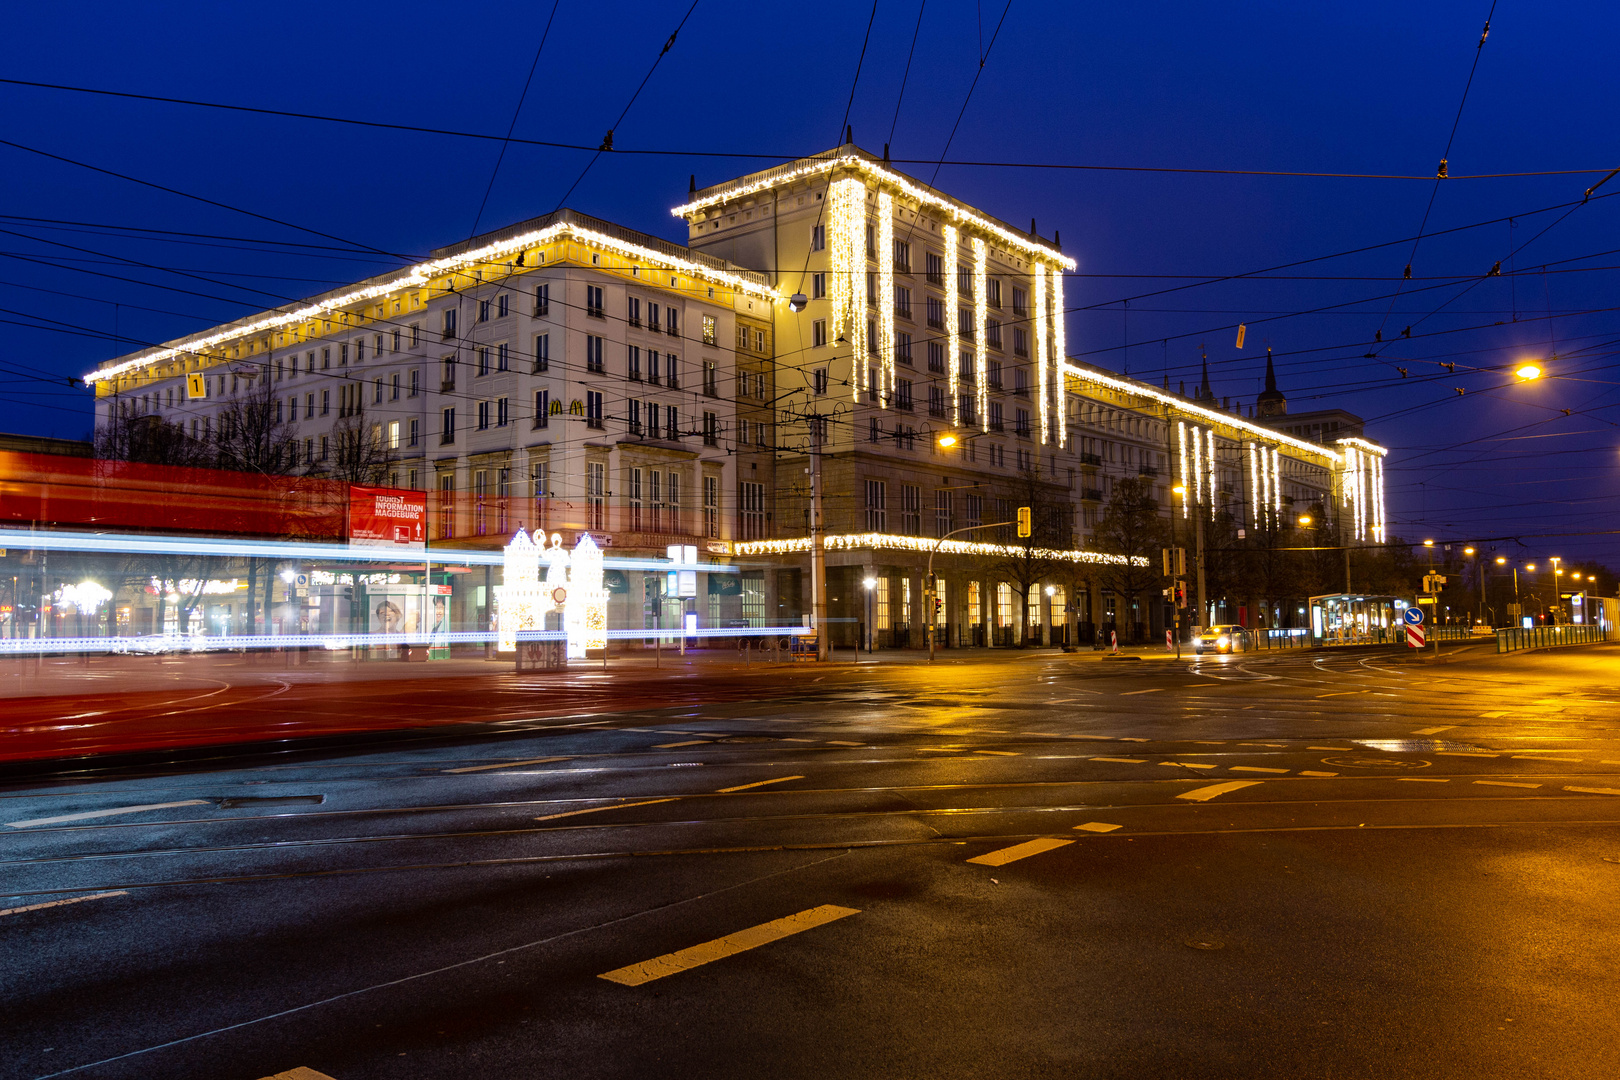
xmin=862 ymin=576 xmax=876 ymax=653
xmin=1044 ymin=584 xmax=1056 ymax=647
xmin=1298 ymin=514 xmax=1313 ymax=527
xmin=1514 ymin=362 xmax=1543 ymax=381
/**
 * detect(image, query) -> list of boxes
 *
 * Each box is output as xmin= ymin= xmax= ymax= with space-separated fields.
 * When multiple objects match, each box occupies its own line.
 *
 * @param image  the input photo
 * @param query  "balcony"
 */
xmin=1080 ymin=452 xmax=1102 ymax=466
xmin=1081 ymin=488 xmax=1103 ymax=501
xmin=1138 ymin=465 xmax=1158 ymax=477
xmin=440 ymin=379 xmax=456 ymax=393
xmin=896 ymin=305 xmax=912 ymax=321
xmin=989 ymin=419 xmax=1005 ymax=433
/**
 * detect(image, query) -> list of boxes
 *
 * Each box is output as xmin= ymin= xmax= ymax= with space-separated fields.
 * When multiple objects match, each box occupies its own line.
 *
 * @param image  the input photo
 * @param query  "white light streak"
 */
xmin=877 ymin=191 xmax=896 ymax=404
xmin=973 ymin=237 xmax=989 ymax=432
xmin=828 ymin=177 xmax=868 ymax=404
xmin=945 ymin=223 xmax=960 ymax=425
xmin=1034 ymin=268 xmax=1049 ymax=445
xmin=1051 ymin=268 xmax=1067 ymax=448
xmin=732 ymin=532 xmax=1146 ymax=566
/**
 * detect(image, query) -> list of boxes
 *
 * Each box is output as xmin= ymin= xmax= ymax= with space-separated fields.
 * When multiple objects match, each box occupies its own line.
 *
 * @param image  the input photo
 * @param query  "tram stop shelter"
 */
xmin=1308 ymin=594 xmax=1412 ymax=646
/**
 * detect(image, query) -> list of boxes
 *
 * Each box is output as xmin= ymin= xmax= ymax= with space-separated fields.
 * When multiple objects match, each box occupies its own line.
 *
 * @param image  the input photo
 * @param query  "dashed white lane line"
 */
xmin=1308 ymin=746 xmax=1353 ymax=752
xmin=1316 ymin=691 xmax=1363 ymax=698
xmin=1120 ymin=688 xmax=1165 ymax=696
xmin=1565 ymin=786 xmax=1620 ymax=797
xmin=1118 ymin=737 xmax=1150 ymax=742
xmin=1413 ymin=726 xmax=1456 ymax=735
xmin=1398 ymin=777 xmax=1449 ymax=783
xmin=974 ymin=750 xmax=1020 ymax=756
xmin=967 ymin=837 xmax=1075 ymax=866
xmin=1231 ymin=766 xmax=1289 ymax=774
xmin=716 ymin=776 xmax=803 ymax=794
xmin=0 ymin=890 xmax=127 ymax=919
xmin=1240 ymin=742 xmax=1286 ymax=747
xmin=1091 ymin=757 xmax=1147 ymax=764
xmin=599 ymin=905 xmax=860 ymax=987
xmin=1437 ymin=751 xmax=1498 ymax=758
xmin=1075 ymin=822 xmax=1124 ymax=833
xmin=7 ymin=800 xmax=211 ymax=829
xmin=257 ymin=1068 xmax=337 ymax=1080
xmin=1176 ymin=780 xmax=1264 ymax=802
xmin=533 ymin=798 xmax=679 ymax=822
xmin=1300 ymin=771 xmax=1339 ymax=777
xmin=826 ymin=740 xmax=865 ymax=746
xmin=1479 ymin=711 xmax=1508 ymax=718
xmin=1160 ymin=761 xmax=1217 ymax=770
xmin=444 ymin=756 xmax=571 ymax=774
xmin=1513 ymin=755 xmax=1583 ymax=763
xmin=654 ymin=740 xmax=710 ymax=749
xmin=1474 ymin=780 xmax=1542 ymax=789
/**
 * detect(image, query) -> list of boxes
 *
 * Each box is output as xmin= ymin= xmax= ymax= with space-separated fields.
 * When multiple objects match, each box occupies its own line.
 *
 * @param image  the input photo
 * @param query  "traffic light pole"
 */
xmin=926 ymin=520 xmax=1016 ymax=663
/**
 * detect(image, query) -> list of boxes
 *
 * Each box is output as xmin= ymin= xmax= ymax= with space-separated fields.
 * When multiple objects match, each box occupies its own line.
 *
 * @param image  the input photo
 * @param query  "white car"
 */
xmin=1193 ymin=625 xmax=1250 ymax=654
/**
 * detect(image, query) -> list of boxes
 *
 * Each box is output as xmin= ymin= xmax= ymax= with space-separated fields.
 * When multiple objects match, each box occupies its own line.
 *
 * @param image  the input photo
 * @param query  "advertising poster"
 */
xmin=368 ymin=592 xmax=425 ymax=636
xmin=349 ymin=487 xmax=427 ymax=551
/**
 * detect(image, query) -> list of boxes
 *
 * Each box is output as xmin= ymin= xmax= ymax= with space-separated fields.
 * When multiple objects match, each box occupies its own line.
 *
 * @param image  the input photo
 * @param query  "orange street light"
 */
xmin=1495 ymin=556 xmax=1507 ymax=565
xmin=936 ymin=433 xmax=958 ymax=449
xmin=1298 ymin=514 xmax=1313 ymax=526
xmin=1515 ymin=363 xmax=1543 ymax=380
xmin=1423 ymin=539 xmax=1435 ymax=547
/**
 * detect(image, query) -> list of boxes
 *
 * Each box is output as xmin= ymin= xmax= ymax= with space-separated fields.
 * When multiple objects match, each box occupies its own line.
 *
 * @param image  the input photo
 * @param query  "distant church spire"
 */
xmin=1257 ymin=346 xmax=1288 ymax=417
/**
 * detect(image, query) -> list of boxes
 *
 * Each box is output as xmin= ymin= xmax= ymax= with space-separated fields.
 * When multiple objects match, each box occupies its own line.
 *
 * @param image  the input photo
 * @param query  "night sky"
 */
xmin=3 ymin=1 xmax=1616 ymax=566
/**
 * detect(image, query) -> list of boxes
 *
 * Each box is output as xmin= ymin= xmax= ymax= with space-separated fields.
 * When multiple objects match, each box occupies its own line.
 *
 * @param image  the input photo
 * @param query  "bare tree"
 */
xmin=977 ymin=467 xmax=1076 ymax=645
xmin=1092 ymin=476 xmax=1168 ymax=642
xmin=316 ymin=404 xmax=397 ymax=486
xmin=94 ymin=401 xmax=210 ymax=468
xmin=213 ymin=370 xmax=298 ymax=476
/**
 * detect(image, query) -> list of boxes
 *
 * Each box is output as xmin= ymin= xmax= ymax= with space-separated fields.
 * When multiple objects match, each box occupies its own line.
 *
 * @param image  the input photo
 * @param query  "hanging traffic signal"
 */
xmin=1016 ymin=506 xmax=1032 ymax=538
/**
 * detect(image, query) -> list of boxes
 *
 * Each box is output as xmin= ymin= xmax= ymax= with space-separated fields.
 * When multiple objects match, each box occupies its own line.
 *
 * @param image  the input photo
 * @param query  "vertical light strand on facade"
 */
xmin=1191 ymin=424 xmax=1203 ymax=506
xmin=973 ymin=237 xmax=989 ymax=432
xmin=1258 ymin=443 xmax=1271 ymax=526
xmin=827 ymin=177 xmax=866 ymax=404
xmin=1050 ymin=267 xmax=1067 ymax=447
xmin=1374 ymin=454 xmax=1386 ymax=542
xmin=944 ymin=224 xmax=960 ymax=425
xmin=1033 ymin=266 xmax=1049 ymax=445
xmin=1270 ymin=448 xmax=1282 ymax=522
xmin=876 ymin=191 xmax=896 ymax=405
xmin=1205 ymin=429 xmax=1216 ymax=519
xmin=1179 ymin=422 xmax=1190 ymax=518
xmin=1353 ymin=448 xmax=1365 ymax=540
xmin=1248 ymin=442 xmax=1260 ymax=528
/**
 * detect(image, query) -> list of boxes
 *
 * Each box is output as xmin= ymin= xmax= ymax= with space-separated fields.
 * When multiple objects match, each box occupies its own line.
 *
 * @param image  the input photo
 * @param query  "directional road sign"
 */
xmin=1403 ymin=606 xmax=1425 ymax=626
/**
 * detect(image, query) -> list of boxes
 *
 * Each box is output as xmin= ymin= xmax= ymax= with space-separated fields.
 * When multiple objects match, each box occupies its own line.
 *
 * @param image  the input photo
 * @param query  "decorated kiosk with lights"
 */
xmin=495 ymin=530 xmax=609 ymax=667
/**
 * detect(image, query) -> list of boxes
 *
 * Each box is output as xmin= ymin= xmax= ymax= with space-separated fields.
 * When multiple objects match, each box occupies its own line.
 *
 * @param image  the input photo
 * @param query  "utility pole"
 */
xmin=809 ymin=411 xmax=828 ymax=662
xmin=1194 ymin=504 xmax=1207 ymax=631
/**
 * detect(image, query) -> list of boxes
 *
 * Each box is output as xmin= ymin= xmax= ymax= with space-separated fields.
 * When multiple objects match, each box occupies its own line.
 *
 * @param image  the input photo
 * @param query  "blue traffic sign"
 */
xmin=1403 ymin=606 xmax=1425 ymax=626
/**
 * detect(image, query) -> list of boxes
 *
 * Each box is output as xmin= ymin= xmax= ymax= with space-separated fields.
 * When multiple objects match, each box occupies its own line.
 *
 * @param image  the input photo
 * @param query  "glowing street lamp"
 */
xmin=861 ymin=576 xmax=877 ymax=653
xmin=1514 ymin=362 xmax=1543 ymax=381
xmin=1297 ymin=514 xmax=1313 ymax=527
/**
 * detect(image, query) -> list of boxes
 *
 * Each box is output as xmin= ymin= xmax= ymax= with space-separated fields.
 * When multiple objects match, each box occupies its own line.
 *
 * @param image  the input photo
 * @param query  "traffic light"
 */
xmin=1174 ymin=583 xmax=1187 ymax=605
xmin=1161 ymin=546 xmax=1186 ymax=577
xmin=1016 ymin=506 xmax=1032 ymax=538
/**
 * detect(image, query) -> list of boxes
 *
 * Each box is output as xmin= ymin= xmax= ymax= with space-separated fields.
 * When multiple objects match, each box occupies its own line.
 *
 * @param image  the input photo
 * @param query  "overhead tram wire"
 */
xmin=548 ymin=0 xmax=703 ymax=213
xmin=466 ymin=0 xmax=561 ymax=240
xmin=6 ymin=77 xmax=1613 ymax=182
xmin=1373 ymin=2 xmax=1496 ymax=344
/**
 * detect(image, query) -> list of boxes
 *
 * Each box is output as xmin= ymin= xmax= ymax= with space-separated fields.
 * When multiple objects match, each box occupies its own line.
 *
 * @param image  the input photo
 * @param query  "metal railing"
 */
xmin=1496 ymin=623 xmax=1614 ymax=653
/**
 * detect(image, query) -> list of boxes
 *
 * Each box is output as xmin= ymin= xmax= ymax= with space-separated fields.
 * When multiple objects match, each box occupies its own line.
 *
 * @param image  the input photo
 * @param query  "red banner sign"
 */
xmin=348 ymin=487 xmax=427 ymax=551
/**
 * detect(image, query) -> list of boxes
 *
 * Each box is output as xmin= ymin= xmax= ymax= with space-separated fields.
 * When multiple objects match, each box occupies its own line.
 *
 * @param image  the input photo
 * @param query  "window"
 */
xmin=988 ymin=279 xmax=1002 ymax=308
xmin=408 ymin=418 xmax=419 ymax=447
xmin=275 ymin=359 xmax=284 ymax=382
xmin=926 ymin=296 xmax=944 ymax=328
xmin=305 ymin=392 xmax=314 ymax=418
xmin=896 ymin=379 xmax=914 ymax=411
xmin=874 ymin=577 xmax=890 ymax=631
xmin=586 ymin=285 xmax=604 ymax=317
xmin=960 ymin=308 xmax=976 ymax=342
xmin=1014 ymin=367 xmax=1029 ymax=397
xmin=667 ymin=472 xmax=681 ymax=532
xmin=648 ymin=350 xmax=661 ymax=384
xmin=586 ymin=390 xmax=603 ymax=429
xmin=867 ymin=318 xmax=878 ymax=355
xmin=586 ymin=335 xmax=604 ymax=373
xmin=959 ymin=351 xmax=975 ymax=382
xmin=754 ymin=328 xmax=765 ymax=352
xmin=497 ymin=342 xmax=509 ymax=372
xmin=648 ymin=302 xmax=661 ymax=331
xmin=441 ymin=407 xmax=456 ymax=444
xmin=531 ymin=461 xmax=549 ymax=526
xmin=533 ymin=333 xmax=549 ymax=372
xmin=476 ymin=347 xmax=489 ymax=376
xmin=438 ymin=473 xmax=455 ymax=538
xmin=1012 ymin=327 xmax=1029 ymax=357
xmin=409 ymin=368 xmax=420 ymax=396
xmin=895 ymin=286 xmax=912 ymax=320
xmin=307 ymin=351 xmax=315 ymax=371
xmin=497 ymin=396 xmax=509 ymax=427
xmin=927 ymin=341 xmax=946 ymax=373
xmin=897 ymin=332 xmax=913 ymax=366
xmin=1015 ymin=408 xmax=1031 ymax=437
xmin=628 ymin=399 xmax=642 ymax=436
xmin=989 ymin=359 xmax=1003 ymax=389
xmin=390 ymin=373 xmax=400 ymax=400
xmin=628 ymin=296 xmax=641 ymax=327
xmin=737 ymin=325 xmax=751 ymax=351
xmin=392 ymin=329 xmax=401 ymax=353
xmin=321 ymin=389 xmax=330 ymax=415
xmin=989 ymin=401 xmax=1004 ymax=432
xmin=812 ymin=320 xmax=827 ymax=348
xmin=341 ymin=343 xmax=351 ymax=367
xmin=478 ymin=298 xmax=490 ymax=323
xmin=740 ymin=481 xmax=765 ymax=540
xmin=387 ymin=420 xmax=400 ymax=450
xmin=320 ymin=435 xmax=329 ymax=461
xmin=533 ymin=389 xmax=549 ymax=429
xmin=628 ymin=467 xmax=643 ymax=530
xmin=442 ymin=356 xmax=457 ymax=390
xmin=704 ymin=474 xmax=720 ymax=538
xmin=477 ymin=400 xmax=491 ymax=431
xmin=893 ymin=239 xmax=911 ymax=273
xmin=928 ymin=385 xmax=946 ymax=419
xmin=1012 ymin=287 xmax=1027 ymax=317
xmin=703 ymin=360 xmax=718 ymax=397
xmin=373 ymin=377 xmax=384 ymax=404
xmin=865 ymin=480 xmax=887 ymax=531
xmin=925 ymin=251 xmax=944 ymax=285
xmin=497 ymin=293 xmax=509 ymax=318
xmin=587 ymin=461 xmax=605 ymax=530
xmin=411 ymin=323 xmax=421 ymax=348
xmin=443 ymin=308 xmax=457 ymax=339
xmin=959 ymin=393 xmax=977 ymax=426
xmin=628 ymin=345 xmax=642 ymax=381
xmin=703 ymin=411 xmax=719 ymax=446
xmin=901 ymin=485 xmax=921 ymax=535
xmin=810 ymin=224 xmax=825 ymax=251
xmin=533 ymin=284 xmax=549 ymax=316
xmin=702 ymin=314 xmax=716 ymax=346
xmin=665 ymin=405 xmax=680 ymax=441
xmin=666 ymin=354 xmax=680 ymax=389
xmin=667 ymin=307 xmax=679 ymax=337
xmin=813 ymin=368 xmax=829 ymax=395
xmin=958 ymin=264 xmax=973 ymax=299
xmin=646 ymin=401 xmax=660 ymax=439
xmin=935 ymin=490 xmax=952 ymax=538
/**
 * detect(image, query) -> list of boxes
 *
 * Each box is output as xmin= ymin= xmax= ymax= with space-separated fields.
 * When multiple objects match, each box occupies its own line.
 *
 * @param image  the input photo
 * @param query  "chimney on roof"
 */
xmin=1030 ymin=218 xmax=1038 ymax=237
xmin=883 ymin=143 xmax=890 ymax=163
xmin=689 ymin=174 xmax=696 ymax=194
xmin=1054 ymin=229 xmax=1061 ymax=251
xmin=846 ymin=124 xmax=854 ymax=145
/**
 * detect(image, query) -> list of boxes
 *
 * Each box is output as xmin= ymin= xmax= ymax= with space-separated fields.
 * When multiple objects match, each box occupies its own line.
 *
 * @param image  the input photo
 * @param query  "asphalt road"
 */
xmin=4 ymin=644 xmax=1620 ymax=1080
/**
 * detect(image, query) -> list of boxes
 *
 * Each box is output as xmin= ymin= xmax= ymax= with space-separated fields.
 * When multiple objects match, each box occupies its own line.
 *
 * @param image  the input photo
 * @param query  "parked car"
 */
xmin=1193 ymin=624 xmax=1250 ymax=654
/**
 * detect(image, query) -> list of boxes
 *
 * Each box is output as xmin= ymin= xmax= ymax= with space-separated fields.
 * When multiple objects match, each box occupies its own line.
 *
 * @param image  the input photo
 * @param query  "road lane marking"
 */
xmin=1513 ymin=755 xmax=1582 ymax=762
xmin=967 ymin=837 xmax=1074 ymax=866
xmin=1474 ymin=780 xmax=1541 ymax=789
xmin=258 ymin=1069 xmax=337 ymax=1080
xmin=444 ymin=756 xmax=571 ymax=774
xmin=974 ymin=750 xmax=1020 ymax=756
xmin=1479 ymin=711 xmax=1508 ymax=718
xmin=1120 ymin=688 xmax=1165 ymax=695
xmin=1437 ymin=751 xmax=1498 ymax=758
xmin=1398 ymin=777 xmax=1449 ymax=783
xmin=716 ymin=776 xmax=803 ymax=793
xmin=1091 ymin=756 xmax=1147 ymax=764
xmin=6 ymin=800 xmax=211 ymax=829
xmin=1160 ymin=761 xmax=1217 ymax=769
xmin=1231 ymin=766 xmax=1289 ymax=774
xmin=1118 ymin=737 xmax=1149 ymax=742
xmin=1565 ymin=786 xmax=1620 ymax=797
xmin=1308 ymin=746 xmax=1353 ymax=751
xmin=0 ymin=890 xmax=127 ymax=919
xmin=1176 ymin=780 xmax=1263 ymax=802
xmin=1240 ymin=742 xmax=1286 ymax=747
xmin=1074 ymin=821 xmax=1123 ymax=833
xmin=1413 ymin=726 xmax=1456 ymax=735
xmin=534 ymin=798 xmax=679 ymax=822
xmin=826 ymin=740 xmax=864 ymax=746
xmin=655 ymin=740 xmax=710 ymax=749
xmin=598 ymin=905 xmax=859 ymax=986
xmin=1300 ymin=771 xmax=1338 ymax=777
xmin=1316 ymin=691 xmax=1363 ymax=698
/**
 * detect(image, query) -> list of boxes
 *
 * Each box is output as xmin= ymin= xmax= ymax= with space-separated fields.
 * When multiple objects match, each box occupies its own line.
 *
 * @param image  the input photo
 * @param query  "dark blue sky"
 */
xmin=3 ymin=1 xmax=1617 ymax=566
